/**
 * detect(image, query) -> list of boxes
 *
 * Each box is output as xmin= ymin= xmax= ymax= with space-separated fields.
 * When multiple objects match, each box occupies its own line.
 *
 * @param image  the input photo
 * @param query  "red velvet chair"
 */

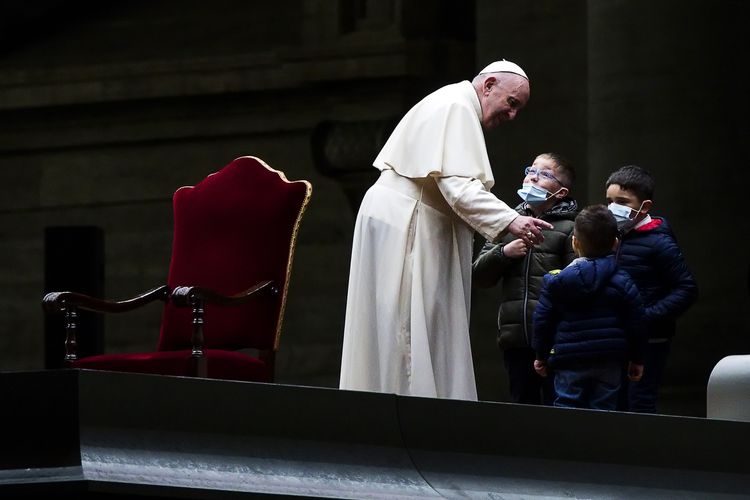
xmin=43 ymin=156 xmax=312 ymax=382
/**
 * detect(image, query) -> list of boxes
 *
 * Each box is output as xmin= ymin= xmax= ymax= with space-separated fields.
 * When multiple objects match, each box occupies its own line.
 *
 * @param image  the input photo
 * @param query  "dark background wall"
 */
xmin=0 ymin=0 xmax=747 ymax=417
xmin=470 ymin=0 xmax=749 ymax=413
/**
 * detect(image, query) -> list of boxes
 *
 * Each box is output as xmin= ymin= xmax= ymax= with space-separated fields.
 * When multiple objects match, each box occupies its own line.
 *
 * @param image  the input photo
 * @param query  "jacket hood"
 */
xmin=550 ymin=254 xmax=618 ymax=301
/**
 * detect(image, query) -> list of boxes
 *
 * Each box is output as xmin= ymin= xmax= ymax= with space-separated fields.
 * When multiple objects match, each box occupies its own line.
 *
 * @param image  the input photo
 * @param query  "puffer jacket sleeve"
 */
xmin=532 ymin=273 xmax=559 ymax=360
xmin=646 ymin=232 xmax=698 ymax=323
xmin=472 ymin=239 xmax=513 ymax=288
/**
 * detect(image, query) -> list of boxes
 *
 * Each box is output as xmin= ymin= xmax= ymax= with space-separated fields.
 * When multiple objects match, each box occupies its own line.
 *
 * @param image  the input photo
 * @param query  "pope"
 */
xmin=339 ymin=60 xmax=553 ymax=401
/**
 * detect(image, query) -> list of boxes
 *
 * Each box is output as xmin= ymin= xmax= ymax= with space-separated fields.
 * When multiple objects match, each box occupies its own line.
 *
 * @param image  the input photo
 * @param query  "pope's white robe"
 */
xmin=339 ymin=81 xmax=518 ymax=401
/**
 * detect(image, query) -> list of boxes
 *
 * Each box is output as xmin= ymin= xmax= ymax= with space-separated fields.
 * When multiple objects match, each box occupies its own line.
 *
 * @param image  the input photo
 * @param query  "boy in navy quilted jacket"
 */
xmin=532 ymin=205 xmax=647 ymax=410
xmin=605 ymin=165 xmax=698 ymax=413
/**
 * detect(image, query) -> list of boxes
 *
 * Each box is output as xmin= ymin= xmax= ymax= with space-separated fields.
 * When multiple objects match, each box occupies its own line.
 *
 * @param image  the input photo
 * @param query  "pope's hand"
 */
xmin=507 ymin=215 xmax=553 ymax=246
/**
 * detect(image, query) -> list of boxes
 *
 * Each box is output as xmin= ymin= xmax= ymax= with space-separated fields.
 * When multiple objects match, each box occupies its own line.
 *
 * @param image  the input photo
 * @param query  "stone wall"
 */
xmin=0 ymin=0 xmax=475 ymax=389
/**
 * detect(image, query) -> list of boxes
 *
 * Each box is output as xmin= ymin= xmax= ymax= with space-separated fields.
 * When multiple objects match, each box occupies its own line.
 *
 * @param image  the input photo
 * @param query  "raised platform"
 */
xmin=1 ymin=369 xmax=748 ymax=499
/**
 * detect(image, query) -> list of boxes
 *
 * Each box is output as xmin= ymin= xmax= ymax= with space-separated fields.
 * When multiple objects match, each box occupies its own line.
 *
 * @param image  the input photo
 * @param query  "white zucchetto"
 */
xmin=478 ymin=59 xmax=528 ymax=80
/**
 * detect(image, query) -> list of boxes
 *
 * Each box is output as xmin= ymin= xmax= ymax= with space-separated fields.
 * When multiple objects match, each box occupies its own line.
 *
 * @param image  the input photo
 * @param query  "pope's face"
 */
xmin=480 ymin=74 xmax=530 ymax=129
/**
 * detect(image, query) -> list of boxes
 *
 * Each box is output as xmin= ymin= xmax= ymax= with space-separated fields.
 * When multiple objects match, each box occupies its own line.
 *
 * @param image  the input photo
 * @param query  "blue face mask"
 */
xmin=608 ymin=201 xmax=644 ymax=233
xmin=517 ymin=183 xmax=551 ymax=204
xmin=607 ymin=202 xmax=633 ymax=222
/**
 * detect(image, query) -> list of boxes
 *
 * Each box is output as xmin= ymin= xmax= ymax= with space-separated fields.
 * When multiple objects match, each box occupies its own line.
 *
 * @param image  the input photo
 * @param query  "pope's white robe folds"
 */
xmin=339 ymin=81 xmax=518 ymax=401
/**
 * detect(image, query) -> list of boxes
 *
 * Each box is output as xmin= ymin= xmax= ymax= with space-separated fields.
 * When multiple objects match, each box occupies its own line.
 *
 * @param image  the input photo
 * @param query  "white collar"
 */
xmin=634 ymin=214 xmax=652 ymax=229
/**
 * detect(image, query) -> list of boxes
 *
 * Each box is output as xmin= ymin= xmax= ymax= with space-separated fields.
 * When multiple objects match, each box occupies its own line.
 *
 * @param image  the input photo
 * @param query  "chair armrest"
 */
xmin=42 ymin=285 xmax=171 ymax=364
xmin=171 ymin=280 xmax=277 ymax=307
xmin=42 ymin=285 xmax=171 ymax=315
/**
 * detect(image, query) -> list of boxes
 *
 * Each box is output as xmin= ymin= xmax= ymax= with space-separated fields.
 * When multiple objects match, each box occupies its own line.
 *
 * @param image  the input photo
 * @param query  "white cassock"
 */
xmin=339 ymin=80 xmax=518 ymax=401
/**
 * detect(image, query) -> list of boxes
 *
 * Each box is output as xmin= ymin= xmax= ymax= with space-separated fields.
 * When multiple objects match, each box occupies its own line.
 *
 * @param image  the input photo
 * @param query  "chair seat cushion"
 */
xmin=72 ymin=349 xmax=272 ymax=382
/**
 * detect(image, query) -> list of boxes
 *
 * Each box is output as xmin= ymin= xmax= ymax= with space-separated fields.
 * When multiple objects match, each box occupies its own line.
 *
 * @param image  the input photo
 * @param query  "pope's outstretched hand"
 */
xmin=507 ymin=215 xmax=554 ymax=246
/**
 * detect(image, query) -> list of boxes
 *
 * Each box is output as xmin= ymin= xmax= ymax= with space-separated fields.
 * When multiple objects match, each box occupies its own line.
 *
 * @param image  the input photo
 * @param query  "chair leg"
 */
xmin=64 ymin=307 xmax=79 ymax=363
xmin=259 ymin=350 xmax=276 ymax=382
xmin=190 ymin=353 xmax=207 ymax=378
xmin=190 ymin=299 xmax=207 ymax=377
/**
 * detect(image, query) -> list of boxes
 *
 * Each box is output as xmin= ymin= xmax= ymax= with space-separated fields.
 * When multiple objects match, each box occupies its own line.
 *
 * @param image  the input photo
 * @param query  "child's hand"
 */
xmin=534 ymin=359 xmax=548 ymax=378
xmin=628 ymin=362 xmax=644 ymax=382
xmin=504 ymin=238 xmax=532 ymax=259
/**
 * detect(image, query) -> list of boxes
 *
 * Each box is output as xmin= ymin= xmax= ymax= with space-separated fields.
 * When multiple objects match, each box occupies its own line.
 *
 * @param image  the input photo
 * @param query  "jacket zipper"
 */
xmin=522 ymin=246 xmax=532 ymax=345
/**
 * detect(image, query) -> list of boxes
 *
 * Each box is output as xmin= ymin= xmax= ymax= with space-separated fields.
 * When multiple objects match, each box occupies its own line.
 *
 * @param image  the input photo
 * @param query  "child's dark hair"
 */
xmin=538 ymin=152 xmax=575 ymax=188
xmin=574 ymin=205 xmax=618 ymax=258
xmin=605 ymin=165 xmax=654 ymax=201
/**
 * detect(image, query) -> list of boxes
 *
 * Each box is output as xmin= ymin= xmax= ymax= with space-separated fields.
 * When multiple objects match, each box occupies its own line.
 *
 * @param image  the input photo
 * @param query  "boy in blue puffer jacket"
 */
xmin=532 ymin=205 xmax=647 ymax=410
xmin=605 ymin=165 xmax=698 ymax=413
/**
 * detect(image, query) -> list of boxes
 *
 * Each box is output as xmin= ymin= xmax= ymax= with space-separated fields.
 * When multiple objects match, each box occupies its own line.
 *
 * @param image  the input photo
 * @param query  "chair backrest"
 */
xmin=158 ymin=156 xmax=311 ymax=352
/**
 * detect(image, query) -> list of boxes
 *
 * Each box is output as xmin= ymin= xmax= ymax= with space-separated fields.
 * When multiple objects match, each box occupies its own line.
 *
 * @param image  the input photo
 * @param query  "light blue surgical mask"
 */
xmin=608 ymin=201 xmax=646 ymax=220
xmin=608 ymin=201 xmax=645 ymax=234
xmin=517 ymin=183 xmax=551 ymax=204
xmin=607 ymin=202 xmax=633 ymax=222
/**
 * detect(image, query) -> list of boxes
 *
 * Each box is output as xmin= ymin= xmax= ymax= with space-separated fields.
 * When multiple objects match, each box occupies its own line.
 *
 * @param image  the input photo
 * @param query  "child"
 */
xmin=473 ymin=153 xmax=578 ymax=405
xmin=605 ymin=165 xmax=698 ymax=413
xmin=532 ymin=204 xmax=646 ymax=410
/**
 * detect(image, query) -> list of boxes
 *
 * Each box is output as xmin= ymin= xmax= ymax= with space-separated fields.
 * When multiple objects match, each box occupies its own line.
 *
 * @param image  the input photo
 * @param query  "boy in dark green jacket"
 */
xmin=473 ymin=153 xmax=578 ymax=405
